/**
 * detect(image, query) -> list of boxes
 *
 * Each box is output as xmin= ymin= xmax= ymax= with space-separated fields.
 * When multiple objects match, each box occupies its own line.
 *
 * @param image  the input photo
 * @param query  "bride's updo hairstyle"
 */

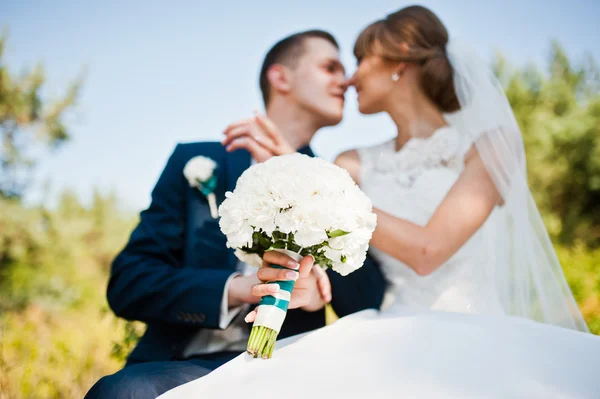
xmin=354 ymin=5 xmax=460 ymax=113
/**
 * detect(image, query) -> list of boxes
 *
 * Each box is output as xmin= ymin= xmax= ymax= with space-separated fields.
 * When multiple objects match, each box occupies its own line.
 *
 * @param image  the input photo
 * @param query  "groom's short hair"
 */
xmin=259 ymin=30 xmax=339 ymax=106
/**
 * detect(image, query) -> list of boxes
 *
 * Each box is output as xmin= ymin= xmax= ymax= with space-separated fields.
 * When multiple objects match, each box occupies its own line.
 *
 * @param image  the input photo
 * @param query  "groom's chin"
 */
xmin=322 ymin=110 xmax=344 ymax=127
xmin=324 ymin=117 xmax=343 ymax=127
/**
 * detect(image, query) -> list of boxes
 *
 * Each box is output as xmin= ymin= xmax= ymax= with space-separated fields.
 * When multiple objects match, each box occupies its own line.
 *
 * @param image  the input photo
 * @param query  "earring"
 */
xmin=391 ymin=73 xmax=399 ymax=82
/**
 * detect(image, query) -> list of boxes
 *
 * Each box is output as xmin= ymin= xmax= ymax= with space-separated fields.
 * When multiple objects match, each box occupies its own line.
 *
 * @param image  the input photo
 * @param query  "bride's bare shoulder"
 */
xmin=334 ymin=149 xmax=361 ymax=184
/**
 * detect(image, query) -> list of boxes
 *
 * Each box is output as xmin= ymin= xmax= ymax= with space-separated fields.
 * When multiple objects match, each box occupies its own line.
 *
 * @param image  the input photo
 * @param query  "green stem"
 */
xmin=247 ymin=327 xmax=258 ymax=354
xmin=246 ymin=325 xmax=278 ymax=359
xmin=254 ymin=326 xmax=267 ymax=357
xmin=259 ymin=327 xmax=269 ymax=356
xmin=264 ymin=329 xmax=276 ymax=359
xmin=247 ymin=325 xmax=263 ymax=355
xmin=250 ymin=327 xmax=261 ymax=353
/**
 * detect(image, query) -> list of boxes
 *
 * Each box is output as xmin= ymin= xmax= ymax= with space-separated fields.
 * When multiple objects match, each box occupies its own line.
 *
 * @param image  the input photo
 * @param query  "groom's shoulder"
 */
xmin=173 ymin=140 xmax=226 ymax=158
xmin=168 ymin=141 xmax=228 ymax=165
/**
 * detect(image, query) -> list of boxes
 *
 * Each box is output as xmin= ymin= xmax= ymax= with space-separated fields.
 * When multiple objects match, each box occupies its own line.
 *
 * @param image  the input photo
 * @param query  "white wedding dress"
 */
xmin=358 ymin=127 xmax=506 ymax=316
xmin=160 ymin=129 xmax=600 ymax=399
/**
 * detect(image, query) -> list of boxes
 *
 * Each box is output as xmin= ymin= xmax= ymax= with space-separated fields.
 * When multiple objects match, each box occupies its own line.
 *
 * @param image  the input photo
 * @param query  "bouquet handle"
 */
xmin=247 ymin=249 xmax=302 ymax=358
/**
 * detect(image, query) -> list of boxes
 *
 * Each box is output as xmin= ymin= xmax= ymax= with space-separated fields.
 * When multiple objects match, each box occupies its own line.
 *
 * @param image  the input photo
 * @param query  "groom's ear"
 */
xmin=266 ymin=64 xmax=292 ymax=95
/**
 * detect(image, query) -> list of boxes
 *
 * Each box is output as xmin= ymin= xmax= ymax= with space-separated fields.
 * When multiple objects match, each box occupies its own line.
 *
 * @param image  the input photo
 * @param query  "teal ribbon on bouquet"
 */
xmin=246 ymin=250 xmax=301 ymax=358
xmin=262 ymin=264 xmax=295 ymax=311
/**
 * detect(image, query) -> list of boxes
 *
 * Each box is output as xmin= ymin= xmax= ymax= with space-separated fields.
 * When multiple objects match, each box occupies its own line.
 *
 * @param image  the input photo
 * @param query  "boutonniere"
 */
xmin=183 ymin=156 xmax=219 ymax=218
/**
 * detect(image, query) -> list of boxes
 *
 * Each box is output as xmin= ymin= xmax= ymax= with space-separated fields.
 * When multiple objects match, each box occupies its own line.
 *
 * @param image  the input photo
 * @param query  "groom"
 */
xmin=85 ymin=30 xmax=386 ymax=399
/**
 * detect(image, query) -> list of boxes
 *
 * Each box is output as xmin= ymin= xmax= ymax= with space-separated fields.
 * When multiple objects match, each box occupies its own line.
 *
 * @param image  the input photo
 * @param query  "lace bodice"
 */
xmin=358 ymin=127 xmax=504 ymax=315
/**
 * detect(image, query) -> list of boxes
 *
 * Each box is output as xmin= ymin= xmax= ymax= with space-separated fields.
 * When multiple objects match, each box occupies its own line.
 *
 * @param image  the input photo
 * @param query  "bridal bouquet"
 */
xmin=218 ymin=153 xmax=377 ymax=359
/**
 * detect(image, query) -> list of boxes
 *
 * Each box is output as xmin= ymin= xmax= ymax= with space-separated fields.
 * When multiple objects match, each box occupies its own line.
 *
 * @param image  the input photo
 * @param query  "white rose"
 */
xmin=294 ymin=225 xmax=328 ymax=248
xmin=223 ymin=221 xmax=254 ymax=249
xmin=275 ymin=210 xmax=298 ymax=234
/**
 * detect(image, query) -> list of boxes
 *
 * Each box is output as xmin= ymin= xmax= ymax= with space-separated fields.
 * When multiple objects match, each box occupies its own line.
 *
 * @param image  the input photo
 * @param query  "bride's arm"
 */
xmin=334 ymin=149 xmax=361 ymax=184
xmin=229 ymin=115 xmax=501 ymax=277
xmin=335 ymin=148 xmax=501 ymax=276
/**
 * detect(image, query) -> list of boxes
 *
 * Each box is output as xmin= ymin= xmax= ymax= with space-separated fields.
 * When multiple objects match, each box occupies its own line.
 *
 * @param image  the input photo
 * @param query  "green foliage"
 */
xmin=557 ymin=245 xmax=600 ymax=333
xmin=240 ymin=229 xmax=350 ymax=269
xmin=497 ymin=41 xmax=600 ymax=246
xmin=0 ymin=190 xmax=135 ymax=312
xmin=0 ymin=192 xmax=139 ymax=399
xmin=0 ymin=33 xmax=83 ymax=199
xmin=110 ymin=321 xmax=145 ymax=364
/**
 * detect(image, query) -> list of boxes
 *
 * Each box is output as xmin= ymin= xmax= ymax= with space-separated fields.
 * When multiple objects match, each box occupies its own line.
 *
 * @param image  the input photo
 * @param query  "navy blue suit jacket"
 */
xmin=107 ymin=142 xmax=387 ymax=364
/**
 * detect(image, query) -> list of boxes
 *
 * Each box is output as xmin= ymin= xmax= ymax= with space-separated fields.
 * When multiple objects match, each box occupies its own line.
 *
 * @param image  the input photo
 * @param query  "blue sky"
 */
xmin=1 ymin=0 xmax=598 ymax=211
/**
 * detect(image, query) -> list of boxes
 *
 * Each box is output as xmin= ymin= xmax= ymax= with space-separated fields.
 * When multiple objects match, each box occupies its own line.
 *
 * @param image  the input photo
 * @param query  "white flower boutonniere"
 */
xmin=183 ymin=156 xmax=219 ymax=218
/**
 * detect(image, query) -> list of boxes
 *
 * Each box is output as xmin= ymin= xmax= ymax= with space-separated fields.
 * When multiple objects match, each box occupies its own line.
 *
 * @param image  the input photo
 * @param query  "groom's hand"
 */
xmin=307 ymin=263 xmax=332 ymax=310
xmin=222 ymin=112 xmax=295 ymax=162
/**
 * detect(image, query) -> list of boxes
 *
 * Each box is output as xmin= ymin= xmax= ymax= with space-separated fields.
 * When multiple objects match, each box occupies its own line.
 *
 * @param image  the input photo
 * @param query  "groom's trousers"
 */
xmin=84 ymin=351 xmax=239 ymax=399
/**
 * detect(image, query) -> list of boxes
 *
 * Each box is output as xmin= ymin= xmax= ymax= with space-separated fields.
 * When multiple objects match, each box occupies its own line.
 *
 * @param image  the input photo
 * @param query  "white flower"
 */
xmin=218 ymin=153 xmax=376 ymax=276
xmin=294 ymin=225 xmax=329 ymax=248
xmin=218 ymin=195 xmax=254 ymax=248
xmin=183 ymin=156 xmax=217 ymax=186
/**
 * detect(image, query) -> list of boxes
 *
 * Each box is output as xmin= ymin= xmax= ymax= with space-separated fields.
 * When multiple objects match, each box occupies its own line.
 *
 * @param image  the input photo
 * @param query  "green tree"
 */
xmin=0 ymin=33 xmax=83 ymax=199
xmin=497 ymin=41 xmax=600 ymax=247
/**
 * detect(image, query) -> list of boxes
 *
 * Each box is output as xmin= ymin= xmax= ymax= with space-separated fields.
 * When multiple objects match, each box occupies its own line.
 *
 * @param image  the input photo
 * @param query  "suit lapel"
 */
xmin=185 ymin=148 xmax=250 ymax=272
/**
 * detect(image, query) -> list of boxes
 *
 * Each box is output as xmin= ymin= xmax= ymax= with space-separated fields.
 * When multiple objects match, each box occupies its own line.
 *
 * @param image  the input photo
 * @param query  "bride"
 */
xmin=160 ymin=5 xmax=600 ymax=398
